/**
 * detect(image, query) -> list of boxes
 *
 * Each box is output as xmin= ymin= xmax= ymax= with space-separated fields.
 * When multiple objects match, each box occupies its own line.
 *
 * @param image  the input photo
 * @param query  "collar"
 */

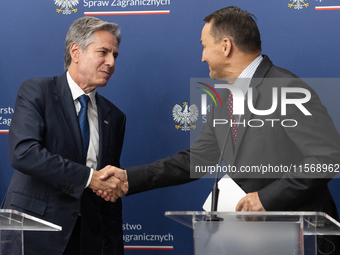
xmin=234 ymin=55 xmax=263 ymax=96
xmin=66 ymin=71 xmax=97 ymax=106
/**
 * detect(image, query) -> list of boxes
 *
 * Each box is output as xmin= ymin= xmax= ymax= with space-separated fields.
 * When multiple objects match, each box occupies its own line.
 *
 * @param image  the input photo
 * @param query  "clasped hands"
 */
xmin=89 ymin=166 xmax=266 ymax=210
xmin=88 ymin=165 xmax=128 ymax=202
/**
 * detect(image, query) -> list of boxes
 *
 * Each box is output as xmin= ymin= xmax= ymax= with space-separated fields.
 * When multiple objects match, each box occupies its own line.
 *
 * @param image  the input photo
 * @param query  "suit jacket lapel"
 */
xmin=96 ymin=94 xmax=112 ymax=170
xmin=234 ymin=81 xmax=259 ymax=156
xmin=54 ymin=73 xmax=83 ymax=163
xmin=234 ymin=55 xmax=273 ymax=157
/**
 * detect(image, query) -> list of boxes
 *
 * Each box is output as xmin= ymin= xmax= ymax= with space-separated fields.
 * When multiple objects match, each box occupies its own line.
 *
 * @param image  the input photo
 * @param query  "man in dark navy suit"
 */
xmin=98 ymin=7 xmax=340 ymax=254
xmin=1 ymin=17 xmax=127 ymax=255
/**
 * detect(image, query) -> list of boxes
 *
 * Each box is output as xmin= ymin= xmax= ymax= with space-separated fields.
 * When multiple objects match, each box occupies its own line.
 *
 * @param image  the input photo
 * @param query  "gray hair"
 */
xmin=64 ymin=16 xmax=121 ymax=70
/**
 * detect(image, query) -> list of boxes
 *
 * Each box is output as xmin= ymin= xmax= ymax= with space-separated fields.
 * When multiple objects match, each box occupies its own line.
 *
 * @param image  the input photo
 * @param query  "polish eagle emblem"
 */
xmin=288 ymin=0 xmax=309 ymax=10
xmin=172 ymin=102 xmax=199 ymax=131
xmin=55 ymin=0 xmax=79 ymax=15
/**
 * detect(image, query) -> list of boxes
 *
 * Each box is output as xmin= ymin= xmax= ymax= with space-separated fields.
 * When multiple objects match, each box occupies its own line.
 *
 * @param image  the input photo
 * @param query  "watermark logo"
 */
xmin=172 ymin=102 xmax=199 ymax=131
xmin=288 ymin=0 xmax=309 ymax=9
xmin=191 ymin=78 xmax=313 ymax=131
xmin=212 ymin=84 xmax=311 ymax=128
xmin=55 ymin=0 xmax=79 ymax=15
xmin=189 ymin=78 xmax=340 ymax=179
xmin=215 ymin=84 xmax=311 ymax=116
xmin=196 ymin=82 xmax=222 ymax=116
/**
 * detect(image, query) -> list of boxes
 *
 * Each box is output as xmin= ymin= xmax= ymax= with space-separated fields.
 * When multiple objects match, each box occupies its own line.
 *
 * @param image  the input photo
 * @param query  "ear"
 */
xmin=222 ymin=38 xmax=232 ymax=57
xmin=70 ymin=42 xmax=81 ymax=64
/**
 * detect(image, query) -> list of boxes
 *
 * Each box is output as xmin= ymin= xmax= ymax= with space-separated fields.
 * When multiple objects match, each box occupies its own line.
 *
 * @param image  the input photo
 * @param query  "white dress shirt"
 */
xmin=234 ymin=54 xmax=263 ymax=97
xmin=67 ymin=72 xmax=99 ymax=188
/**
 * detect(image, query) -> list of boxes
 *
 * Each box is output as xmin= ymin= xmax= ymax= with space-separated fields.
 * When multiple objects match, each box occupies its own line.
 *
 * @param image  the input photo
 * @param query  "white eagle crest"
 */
xmin=172 ymin=102 xmax=199 ymax=131
xmin=55 ymin=0 xmax=79 ymax=15
xmin=288 ymin=0 xmax=309 ymax=10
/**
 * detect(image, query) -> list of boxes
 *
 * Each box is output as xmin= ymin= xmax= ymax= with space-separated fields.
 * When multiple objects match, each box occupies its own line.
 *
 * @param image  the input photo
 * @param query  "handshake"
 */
xmin=88 ymin=166 xmax=128 ymax=202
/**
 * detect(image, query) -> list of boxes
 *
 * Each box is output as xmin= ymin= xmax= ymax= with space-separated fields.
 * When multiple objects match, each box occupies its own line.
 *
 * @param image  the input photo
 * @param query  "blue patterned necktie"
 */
xmin=78 ymin=95 xmax=90 ymax=161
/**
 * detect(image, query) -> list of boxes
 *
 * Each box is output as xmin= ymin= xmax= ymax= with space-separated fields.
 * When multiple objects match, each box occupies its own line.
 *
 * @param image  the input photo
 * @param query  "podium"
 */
xmin=0 ymin=209 xmax=61 ymax=255
xmin=165 ymin=211 xmax=340 ymax=255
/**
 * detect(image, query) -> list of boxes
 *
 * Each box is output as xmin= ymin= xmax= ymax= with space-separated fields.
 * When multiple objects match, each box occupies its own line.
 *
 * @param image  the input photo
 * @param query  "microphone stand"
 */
xmin=206 ymin=127 xmax=230 ymax=221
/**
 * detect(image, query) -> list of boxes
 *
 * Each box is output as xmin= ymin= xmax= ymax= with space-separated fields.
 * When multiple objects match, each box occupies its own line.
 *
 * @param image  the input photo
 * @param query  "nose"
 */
xmin=105 ymin=54 xmax=115 ymax=67
xmin=201 ymin=50 xmax=206 ymax=63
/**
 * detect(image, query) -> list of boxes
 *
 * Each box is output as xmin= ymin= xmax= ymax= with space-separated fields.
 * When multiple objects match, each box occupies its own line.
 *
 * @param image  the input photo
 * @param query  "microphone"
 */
xmin=206 ymin=125 xmax=231 ymax=221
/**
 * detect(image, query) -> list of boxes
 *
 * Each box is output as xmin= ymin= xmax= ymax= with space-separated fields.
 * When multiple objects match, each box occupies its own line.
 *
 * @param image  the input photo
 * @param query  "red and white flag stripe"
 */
xmin=84 ymin=10 xmax=170 ymax=15
xmin=124 ymin=246 xmax=173 ymax=250
xmin=315 ymin=6 xmax=340 ymax=10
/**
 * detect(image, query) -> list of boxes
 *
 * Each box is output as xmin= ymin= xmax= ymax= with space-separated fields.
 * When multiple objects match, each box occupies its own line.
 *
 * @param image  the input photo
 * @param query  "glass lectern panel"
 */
xmin=165 ymin=211 xmax=340 ymax=255
xmin=0 ymin=209 xmax=61 ymax=255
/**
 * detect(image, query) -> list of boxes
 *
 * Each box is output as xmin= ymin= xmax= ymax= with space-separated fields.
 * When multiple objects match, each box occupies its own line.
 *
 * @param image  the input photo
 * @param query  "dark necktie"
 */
xmin=228 ymin=91 xmax=237 ymax=146
xmin=78 ymin=95 xmax=90 ymax=161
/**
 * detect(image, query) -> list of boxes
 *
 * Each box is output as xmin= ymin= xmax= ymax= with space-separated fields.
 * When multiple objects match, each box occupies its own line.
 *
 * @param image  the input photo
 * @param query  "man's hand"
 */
xmin=92 ymin=166 xmax=128 ymax=202
xmin=235 ymin=192 xmax=265 ymax=211
xmin=89 ymin=165 xmax=128 ymax=202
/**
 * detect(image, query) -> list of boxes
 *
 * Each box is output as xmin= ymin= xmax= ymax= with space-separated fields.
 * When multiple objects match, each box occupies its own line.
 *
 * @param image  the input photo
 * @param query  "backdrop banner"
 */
xmin=1 ymin=0 xmax=340 ymax=254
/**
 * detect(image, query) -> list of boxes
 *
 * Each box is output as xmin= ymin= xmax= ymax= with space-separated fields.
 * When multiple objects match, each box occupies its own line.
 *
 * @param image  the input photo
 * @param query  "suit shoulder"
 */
xmin=18 ymin=76 xmax=58 ymax=96
xmin=266 ymin=64 xmax=299 ymax=79
xmin=256 ymin=56 xmax=299 ymax=79
xmin=21 ymin=76 xmax=57 ymax=88
xmin=97 ymin=94 xmax=126 ymax=118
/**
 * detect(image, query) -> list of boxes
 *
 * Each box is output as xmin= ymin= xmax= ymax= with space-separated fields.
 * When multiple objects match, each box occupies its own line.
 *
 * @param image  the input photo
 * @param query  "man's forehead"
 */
xmin=93 ymin=30 xmax=117 ymax=40
xmin=202 ymin=22 xmax=212 ymax=32
xmin=200 ymin=23 xmax=211 ymax=43
xmin=92 ymin=31 xmax=118 ymax=46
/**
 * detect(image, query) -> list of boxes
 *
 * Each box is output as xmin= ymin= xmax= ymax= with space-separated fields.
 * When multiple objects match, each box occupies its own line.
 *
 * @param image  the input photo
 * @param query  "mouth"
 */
xmin=100 ymin=70 xmax=112 ymax=78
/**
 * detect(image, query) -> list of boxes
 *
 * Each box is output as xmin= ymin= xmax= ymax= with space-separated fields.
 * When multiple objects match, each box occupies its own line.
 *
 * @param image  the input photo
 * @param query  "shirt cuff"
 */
xmin=85 ymin=168 xmax=94 ymax=188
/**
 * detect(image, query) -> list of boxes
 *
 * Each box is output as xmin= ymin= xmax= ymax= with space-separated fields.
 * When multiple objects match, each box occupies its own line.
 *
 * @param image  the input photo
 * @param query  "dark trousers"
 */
xmin=63 ymin=217 xmax=81 ymax=255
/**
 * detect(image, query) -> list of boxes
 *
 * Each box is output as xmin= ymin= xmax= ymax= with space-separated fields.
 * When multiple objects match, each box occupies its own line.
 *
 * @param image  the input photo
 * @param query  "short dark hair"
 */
xmin=204 ymin=6 xmax=261 ymax=53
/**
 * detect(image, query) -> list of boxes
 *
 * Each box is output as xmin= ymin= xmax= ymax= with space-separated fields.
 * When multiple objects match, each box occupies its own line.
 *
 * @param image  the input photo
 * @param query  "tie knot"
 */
xmin=78 ymin=95 xmax=89 ymax=108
